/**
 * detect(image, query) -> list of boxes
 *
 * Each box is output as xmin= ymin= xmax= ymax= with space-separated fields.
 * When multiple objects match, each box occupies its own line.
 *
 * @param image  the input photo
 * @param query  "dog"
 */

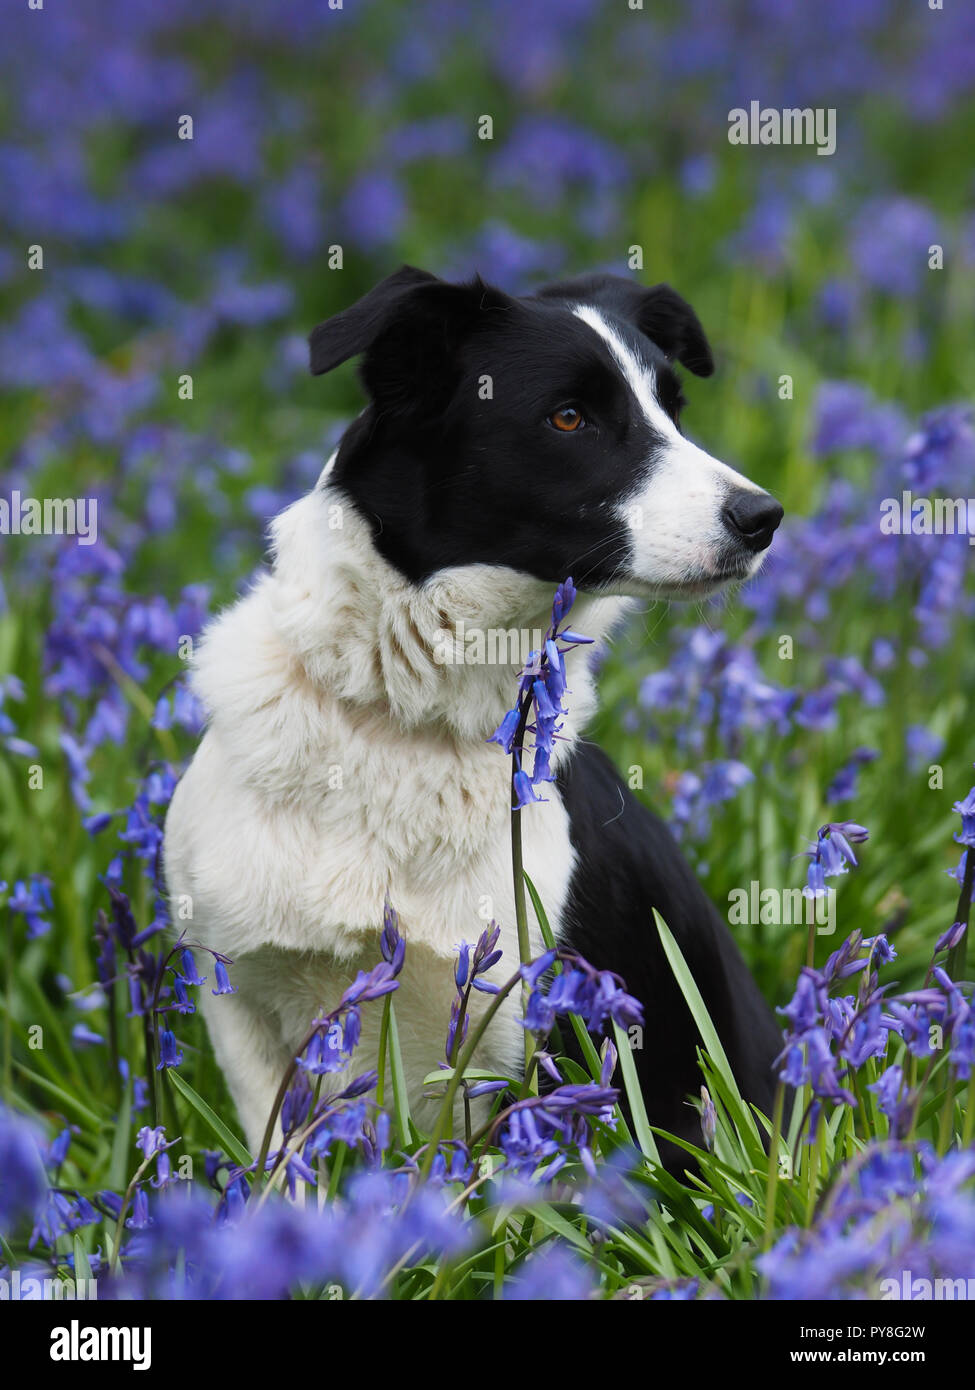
xmin=163 ymin=266 xmax=785 ymax=1165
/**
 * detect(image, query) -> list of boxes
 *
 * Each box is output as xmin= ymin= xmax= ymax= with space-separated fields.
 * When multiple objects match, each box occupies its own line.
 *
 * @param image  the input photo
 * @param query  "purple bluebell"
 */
xmin=211 ymin=959 xmax=236 ymax=996
xmin=380 ymin=896 xmax=406 ymax=975
xmin=8 ymin=876 xmax=53 ymax=939
xmin=489 ymin=577 xmax=592 ymax=808
xmin=505 ymin=1241 xmax=596 ymax=1300
xmin=156 ymin=1029 xmax=183 ymax=1070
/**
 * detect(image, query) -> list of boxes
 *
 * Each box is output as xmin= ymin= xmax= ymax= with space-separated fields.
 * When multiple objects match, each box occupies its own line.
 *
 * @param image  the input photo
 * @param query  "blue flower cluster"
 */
xmin=446 ymin=921 xmax=503 ymax=1069
xmin=800 ymin=820 xmax=870 ymax=898
xmin=521 ymin=950 xmax=644 ymax=1038
xmin=0 ymin=892 xmax=655 ymax=1297
xmin=489 ymin=578 xmax=593 ymax=808
xmin=760 ymin=1144 xmax=975 ymax=1300
xmin=777 ymin=792 xmax=975 ymax=1138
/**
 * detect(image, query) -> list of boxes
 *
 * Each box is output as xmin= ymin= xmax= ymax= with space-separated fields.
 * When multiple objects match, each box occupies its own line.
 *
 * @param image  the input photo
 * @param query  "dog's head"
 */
xmin=309 ymin=265 xmax=782 ymax=600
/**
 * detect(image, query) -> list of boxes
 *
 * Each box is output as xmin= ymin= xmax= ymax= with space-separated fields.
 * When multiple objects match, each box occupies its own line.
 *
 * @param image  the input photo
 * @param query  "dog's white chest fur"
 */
xmin=163 ymin=478 xmax=629 ymax=1147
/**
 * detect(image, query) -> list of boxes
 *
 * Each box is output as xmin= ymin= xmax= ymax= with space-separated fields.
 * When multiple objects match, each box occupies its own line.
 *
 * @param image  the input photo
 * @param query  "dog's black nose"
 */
xmin=722 ymin=491 xmax=784 ymax=552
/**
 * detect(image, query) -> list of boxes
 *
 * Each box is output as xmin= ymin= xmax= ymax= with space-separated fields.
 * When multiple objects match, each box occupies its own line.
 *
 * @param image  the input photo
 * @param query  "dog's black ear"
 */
xmin=637 ymin=283 xmax=714 ymax=377
xmin=309 ymin=265 xmax=439 ymax=376
xmin=534 ymin=273 xmax=714 ymax=377
xmin=310 ymin=268 xmax=516 ymax=417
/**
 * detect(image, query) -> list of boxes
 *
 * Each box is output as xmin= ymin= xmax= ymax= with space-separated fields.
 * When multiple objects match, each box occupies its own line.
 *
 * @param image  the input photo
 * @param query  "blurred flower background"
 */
xmin=1 ymin=0 xmax=975 ymax=1302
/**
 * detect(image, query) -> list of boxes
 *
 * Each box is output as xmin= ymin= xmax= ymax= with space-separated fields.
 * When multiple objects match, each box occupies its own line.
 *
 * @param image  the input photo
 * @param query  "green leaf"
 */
xmin=612 ymin=1019 xmax=662 ymax=1165
xmin=653 ymin=909 xmax=763 ymax=1153
xmin=524 ymin=872 xmax=554 ymax=947
xmin=12 ymin=1062 xmax=103 ymax=1129
xmin=387 ymin=1002 xmax=416 ymax=1143
xmin=166 ymin=1068 xmax=252 ymax=1169
xmin=531 ymin=1201 xmax=594 ymax=1253
xmin=107 ymin=1078 xmax=133 ymax=1190
xmin=73 ymin=1234 xmax=93 ymax=1284
xmin=8 ymin=973 xmax=85 ymax=1089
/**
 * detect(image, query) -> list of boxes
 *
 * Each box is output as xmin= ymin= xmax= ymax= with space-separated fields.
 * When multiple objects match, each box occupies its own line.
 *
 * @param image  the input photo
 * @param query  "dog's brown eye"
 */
xmin=548 ymin=405 xmax=586 ymax=433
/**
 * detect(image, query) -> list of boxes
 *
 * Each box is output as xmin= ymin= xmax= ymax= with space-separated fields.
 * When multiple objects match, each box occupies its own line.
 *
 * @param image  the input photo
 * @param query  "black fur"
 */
xmin=308 ymin=266 xmax=785 ymax=1166
xmin=317 ymin=268 xmax=735 ymax=588
xmin=555 ymin=741 xmax=783 ymax=1167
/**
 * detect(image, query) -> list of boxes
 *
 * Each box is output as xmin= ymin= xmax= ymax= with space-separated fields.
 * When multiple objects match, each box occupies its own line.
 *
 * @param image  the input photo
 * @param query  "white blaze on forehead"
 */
xmin=572 ymin=303 xmax=679 ymax=440
xmin=571 ymin=303 xmax=769 ymax=590
xmin=573 ymin=298 xmax=766 ymax=492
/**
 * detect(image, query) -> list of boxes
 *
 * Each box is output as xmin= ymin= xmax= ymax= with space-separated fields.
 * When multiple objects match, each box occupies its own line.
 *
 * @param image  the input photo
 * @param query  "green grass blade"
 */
xmin=653 ymin=909 xmax=763 ymax=1152
xmin=386 ymin=1001 xmax=415 ymax=1143
xmin=167 ymin=1068 xmax=252 ymax=1168
xmin=107 ymin=1077 xmax=133 ymax=1189
xmin=612 ymin=1019 xmax=661 ymax=1165
xmin=73 ymin=1234 xmax=93 ymax=1283
xmin=12 ymin=1062 xmax=103 ymax=1128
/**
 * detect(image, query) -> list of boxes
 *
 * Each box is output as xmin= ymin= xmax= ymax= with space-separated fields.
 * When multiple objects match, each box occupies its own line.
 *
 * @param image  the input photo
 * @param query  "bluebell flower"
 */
xmin=135 ymin=1126 xmax=167 ymax=1160
xmin=455 ymin=942 xmax=470 ymax=990
xmin=504 ymin=1241 xmax=596 ymax=1301
xmin=699 ymin=1085 xmax=717 ymax=1152
xmin=71 ymin=1023 xmax=105 ymax=1047
xmin=202 ymin=1151 xmax=225 ymax=1188
xmin=868 ymin=1065 xmax=913 ymax=1138
xmin=521 ymin=949 xmax=642 ymax=1039
xmin=497 ymin=1084 xmax=618 ymax=1183
xmin=341 ymin=962 xmax=398 ymax=1007
xmin=380 ymin=895 xmax=406 ymax=975
xmin=778 ymin=970 xmax=824 ymax=1033
xmin=840 ymin=999 xmax=891 ymax=1069
xmin=465 ymin=1079 xmax=508 ymax=1099
xmin=209 ymin=959 xmax=236 ymax=996
xmin=827 ymin=747 xmax=878 ymax=803
xmin=802 ymin=822 xmax=869 ymax=897
xmin=445 ymin=996 xmax=469 ymax=1062
xmin=487 ymin=706 xmax=520 ymax=754
xmin=340 ymin=170 xmax=406 ymax=252
xmin=512 ymin=767 xmax=545 ymax=808
xmin=30 ymin=1190 xmax=91 ymax=1248
xmin=953 ymin=779 xmax=975 ymax=848
xmin=297 ymin=1020 xmax=351 ymax=1077
xmin=8 ymin=876 xmax=53 ymax=938
xmin=156 ymin=1029 xmax=183 ymax=1070
xmin=651 ymin=1279 xmax=700 ymax=1300
xmin=46 ymin=1127 xmax=72 ymax=1170
xmin=489 ymin=576 xmax=593 ymax=807
xmin=903 ymin=407 xmax=975 ymax=492
xmin=936 ymin=919 xmax=968 ymax=953
xmin=177 ymin=947 xmax=207 ymax=988
xmin=459 ymin=922 xmax=504 ymax=997
xmin=127 ymin=1185 xmax=151 ymax=1230
xmin=849 ymin=196 xmax=941 ymax=297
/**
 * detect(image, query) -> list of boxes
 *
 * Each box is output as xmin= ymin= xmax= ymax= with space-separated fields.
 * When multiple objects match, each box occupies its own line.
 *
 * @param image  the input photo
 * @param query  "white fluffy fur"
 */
xmin=164 ymin=467 xmax=631 ymax=1151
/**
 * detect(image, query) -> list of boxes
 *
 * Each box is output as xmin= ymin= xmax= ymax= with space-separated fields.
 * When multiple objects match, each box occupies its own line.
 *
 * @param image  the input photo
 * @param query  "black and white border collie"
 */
xmin=164 ymin=266 xmax=785 ymax=1165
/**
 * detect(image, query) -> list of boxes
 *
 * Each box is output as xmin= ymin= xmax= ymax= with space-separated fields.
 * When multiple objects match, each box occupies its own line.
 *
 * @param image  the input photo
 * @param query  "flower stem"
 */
xmin=509 ymin=696 xmax=537 ymax=1092
xmin=962 ymin=1074 xmax=975 ymax=1147
xmin=108 ymin=1152 xmax=158 ymax=1275
xmin=947 ymin=848 xmax=974 ymax=983
xmin=420 ymin=969 xmax=522 ymax=1179
xmin=762 ymin=1081 xmax=786 ymax=1251
xmin=254 ymin=1014 xmax=331 ymax=1183
xmin=4 ymin=909 xmax=12 ymax=1105
xmin=376 ymin=994 xmax=391 ymax=1109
